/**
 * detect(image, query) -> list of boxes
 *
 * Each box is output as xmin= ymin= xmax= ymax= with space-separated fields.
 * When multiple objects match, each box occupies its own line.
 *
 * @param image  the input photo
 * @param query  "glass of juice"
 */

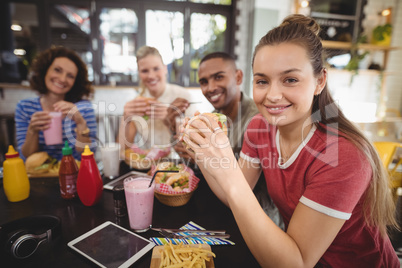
xmin=124 ymin=175 xmax=154 ymax=232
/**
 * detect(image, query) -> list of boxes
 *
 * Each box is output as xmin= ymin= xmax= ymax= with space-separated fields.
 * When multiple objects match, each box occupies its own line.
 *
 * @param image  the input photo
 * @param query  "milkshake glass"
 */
xmin=43 ymin=112 xmax=63 ymax=145
xmin=124 ymin=175 xmax=154 ymax=232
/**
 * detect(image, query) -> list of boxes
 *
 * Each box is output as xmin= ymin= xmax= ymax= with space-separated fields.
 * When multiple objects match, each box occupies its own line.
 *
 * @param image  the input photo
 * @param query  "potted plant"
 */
xmin=372 ymin=23 xmax=392 ymax=46
xmin=345 ymin=35 xmax=369 ymax=84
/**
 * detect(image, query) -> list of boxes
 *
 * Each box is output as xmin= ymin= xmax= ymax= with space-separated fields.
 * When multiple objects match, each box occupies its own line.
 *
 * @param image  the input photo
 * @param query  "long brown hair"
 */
xmin=252 ymin=14 xmax=396 ymax=236
xmin=29 ymin=46 xmax=93 ymax=102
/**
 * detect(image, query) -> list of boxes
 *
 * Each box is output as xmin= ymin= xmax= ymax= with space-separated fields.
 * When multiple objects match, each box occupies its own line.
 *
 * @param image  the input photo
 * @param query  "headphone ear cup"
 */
xmin=5 ymin=230 xmax=29 ymax=253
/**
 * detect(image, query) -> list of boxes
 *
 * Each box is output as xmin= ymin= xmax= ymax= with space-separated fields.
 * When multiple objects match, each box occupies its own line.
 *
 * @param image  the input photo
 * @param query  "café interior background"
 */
xmin=0 ymin=0 xmax=402 ymax=163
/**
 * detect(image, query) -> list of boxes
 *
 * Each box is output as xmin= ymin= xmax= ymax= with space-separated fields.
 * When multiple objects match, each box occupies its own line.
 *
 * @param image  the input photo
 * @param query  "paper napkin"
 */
xmin=150 ymin=221 xmax=235 ymax=246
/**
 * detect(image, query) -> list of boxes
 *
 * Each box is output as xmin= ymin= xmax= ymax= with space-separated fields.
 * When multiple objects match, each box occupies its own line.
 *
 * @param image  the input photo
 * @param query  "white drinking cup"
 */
xmin=100 ymin=142 xmax=121 ymax=179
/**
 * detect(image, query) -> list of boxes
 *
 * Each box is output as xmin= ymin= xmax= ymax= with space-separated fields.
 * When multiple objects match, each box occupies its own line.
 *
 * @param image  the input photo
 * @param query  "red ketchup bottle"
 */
xmin=76 ymin=145 xmax=103 ymax=206
xmin=58 ymin=141 xmax=79 ymax=199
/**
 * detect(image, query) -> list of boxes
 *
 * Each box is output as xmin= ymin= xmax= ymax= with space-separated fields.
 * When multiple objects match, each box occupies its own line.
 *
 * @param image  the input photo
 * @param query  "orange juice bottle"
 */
xmin=3 ymin=145 xmax=30 ymax=202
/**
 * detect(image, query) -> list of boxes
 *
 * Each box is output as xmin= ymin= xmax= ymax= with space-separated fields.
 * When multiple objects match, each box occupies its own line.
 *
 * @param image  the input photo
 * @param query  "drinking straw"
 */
xmin=149 ymin=170 xmax=179 ymax=188
xmin=93 ymin=136 xmax=104 ymax=148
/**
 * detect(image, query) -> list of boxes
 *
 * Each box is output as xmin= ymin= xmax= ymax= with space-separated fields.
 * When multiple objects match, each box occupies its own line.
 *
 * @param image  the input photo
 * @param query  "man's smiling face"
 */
xmin=198 ymin=58 xmax=240 ymax=111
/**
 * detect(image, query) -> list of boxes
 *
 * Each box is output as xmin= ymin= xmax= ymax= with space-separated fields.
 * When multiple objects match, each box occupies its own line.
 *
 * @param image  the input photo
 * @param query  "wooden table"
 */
xmin=0 ymin=161 xmax=260 ymax=267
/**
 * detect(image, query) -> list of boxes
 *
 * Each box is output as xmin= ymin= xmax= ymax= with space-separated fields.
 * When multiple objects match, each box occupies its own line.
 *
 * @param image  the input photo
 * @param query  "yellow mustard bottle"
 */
xmin=3 ymin=145 xmax=30 ymax=202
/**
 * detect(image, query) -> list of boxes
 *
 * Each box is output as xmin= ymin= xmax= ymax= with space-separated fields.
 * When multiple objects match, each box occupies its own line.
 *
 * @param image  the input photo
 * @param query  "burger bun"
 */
xmin=186 ymin=112 xmax=228 ymax=136
xmin=25 ymin=152 xmax=52 ymax=174
xmin=136 ymin=96 xmax=155 ymax=103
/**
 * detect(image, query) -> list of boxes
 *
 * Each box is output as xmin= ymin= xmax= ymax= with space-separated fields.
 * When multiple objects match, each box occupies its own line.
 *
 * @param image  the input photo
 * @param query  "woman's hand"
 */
xmin=123 ymin=98 xmax=168 ymax=120
xmin=53 ymin=100 xmax=85 ymax=125
xmin=164 ymin=98 xmax=190 ymax=132
xmin=145 ymin=100 xmax=168 ymax=120
xmin=181 ymin=113 xmax=235 ymax=180
xmin=173 ymin=134 xmax=194 ymax=163
xmin=123 ymin=98 xmax=148 ymax=119
xmin=28 ymin=111 xmax=51 ymax=133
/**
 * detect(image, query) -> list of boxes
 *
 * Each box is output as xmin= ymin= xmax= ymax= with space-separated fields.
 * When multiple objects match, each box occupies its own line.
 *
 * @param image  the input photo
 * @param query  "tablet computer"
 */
xmin=68 ymin=221 xmax=155 ymax=268
xmin=103 ymin=171 xmax=148 ymax=190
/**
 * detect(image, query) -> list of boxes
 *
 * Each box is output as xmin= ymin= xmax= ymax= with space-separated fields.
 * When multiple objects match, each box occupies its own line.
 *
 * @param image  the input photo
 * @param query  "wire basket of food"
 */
xmin=154 ymin=186 xmax=198 ymax=207
xmin=151 ymin=162 xmax=200 ymax=207
xmin=124 ymin=146 xmax=171 ymax=171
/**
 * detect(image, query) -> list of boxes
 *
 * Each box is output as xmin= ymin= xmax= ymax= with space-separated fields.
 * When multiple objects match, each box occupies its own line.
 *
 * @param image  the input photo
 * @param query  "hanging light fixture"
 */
xmin=379 ymin=7 xmax=392 ymax=24
xmin=300 ymin=0 xmax=309 ymax=8
xmin=381 ymin=8 xmax=391 ymax=17
xmin=11 ymin=24 xmax=22 ymax=31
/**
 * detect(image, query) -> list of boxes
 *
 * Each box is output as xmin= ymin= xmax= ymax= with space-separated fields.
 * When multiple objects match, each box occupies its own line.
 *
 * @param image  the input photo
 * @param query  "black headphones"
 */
xmin=0 ymin=215 xmax=61 ymax=259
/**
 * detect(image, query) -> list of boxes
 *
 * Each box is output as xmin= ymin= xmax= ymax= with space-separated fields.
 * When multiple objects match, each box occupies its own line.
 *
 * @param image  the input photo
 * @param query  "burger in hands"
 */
xmin=136 ymin=96 xmax=155 ymax=103
xmin=182 ymin=113 xmax=228 ymax=151
xmin=186 ymin=112 xmax=228 ymax=135
xmin=25 ymin=152 xmax=58 ymax=174
xmin=136 ymin=96 xmax=156 ymax=121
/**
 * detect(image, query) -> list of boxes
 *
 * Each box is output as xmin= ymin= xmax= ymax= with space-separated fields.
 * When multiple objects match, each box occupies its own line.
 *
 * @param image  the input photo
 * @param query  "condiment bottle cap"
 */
xmin=62 ymin=141 xmax=73 ymax=156
xmin=5 ymin=145 xmax=19 ymax=159
xmin=81 ymin=145 xmax=93 ymax=156
xmin=113 ymin=185 xmax=125 ymax=200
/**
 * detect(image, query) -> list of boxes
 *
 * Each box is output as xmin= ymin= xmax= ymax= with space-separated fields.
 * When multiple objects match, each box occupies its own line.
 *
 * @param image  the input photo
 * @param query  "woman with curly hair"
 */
xmin=15 ymin=46 xmax=97 ymax=160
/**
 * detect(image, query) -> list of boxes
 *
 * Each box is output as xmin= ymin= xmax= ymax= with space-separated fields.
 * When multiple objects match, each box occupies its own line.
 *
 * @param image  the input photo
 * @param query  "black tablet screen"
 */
xmin=72 ymin=224 xmax=150 ymax=268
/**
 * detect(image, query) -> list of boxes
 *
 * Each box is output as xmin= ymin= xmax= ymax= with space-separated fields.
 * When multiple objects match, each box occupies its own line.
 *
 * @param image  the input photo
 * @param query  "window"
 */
xmin=100 ymin=7 xmax=139 ymax=85
xmin=145 ymin=10 xmax=184 ymax=85
xmin=50 ymin=4 xmax=92 ymax=80
xmin=190 ymin=12 xmax=227 ymax=84
xmin=2 ymin=0 xmax=235 ymax=87
xmin=2 ymin=2 xmax=39 ymax=83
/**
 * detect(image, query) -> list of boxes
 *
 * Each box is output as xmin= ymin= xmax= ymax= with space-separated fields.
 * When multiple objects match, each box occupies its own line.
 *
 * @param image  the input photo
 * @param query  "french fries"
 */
xmin=159 ymin=242 xmax=215 ymax=268
xmin=47 ymin=160 xmax=81 ymax=174
xmin=50 ymin=161 xmax=60 ymax=174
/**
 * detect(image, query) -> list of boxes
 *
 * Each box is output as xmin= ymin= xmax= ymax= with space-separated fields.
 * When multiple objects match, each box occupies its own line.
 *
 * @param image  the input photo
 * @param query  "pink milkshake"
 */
xmin=124 ymin=176 xmax=155 ymax=232
xmin=43 ymin=112 xmax=63 ymax=145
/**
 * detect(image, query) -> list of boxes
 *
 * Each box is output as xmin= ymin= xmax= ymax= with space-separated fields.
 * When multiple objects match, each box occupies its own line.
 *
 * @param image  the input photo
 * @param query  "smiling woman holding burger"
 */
xmin=118 ymin=46 xmax=195 ymax=152
xmin=182 ymin=14 xmax=399 ymax=267
xmin=14 ymin=46 xmax=97 ymax=161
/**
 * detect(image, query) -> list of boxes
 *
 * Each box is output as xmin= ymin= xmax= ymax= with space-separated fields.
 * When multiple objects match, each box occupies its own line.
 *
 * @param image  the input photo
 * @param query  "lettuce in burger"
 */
xmin=25 ymin=152 xmax=57 ymax=174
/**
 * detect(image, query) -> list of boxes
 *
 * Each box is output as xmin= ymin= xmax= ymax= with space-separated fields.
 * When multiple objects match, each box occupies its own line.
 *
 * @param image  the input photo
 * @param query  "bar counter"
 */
xmin=0 ymin=162 xmax=260 ymax=267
